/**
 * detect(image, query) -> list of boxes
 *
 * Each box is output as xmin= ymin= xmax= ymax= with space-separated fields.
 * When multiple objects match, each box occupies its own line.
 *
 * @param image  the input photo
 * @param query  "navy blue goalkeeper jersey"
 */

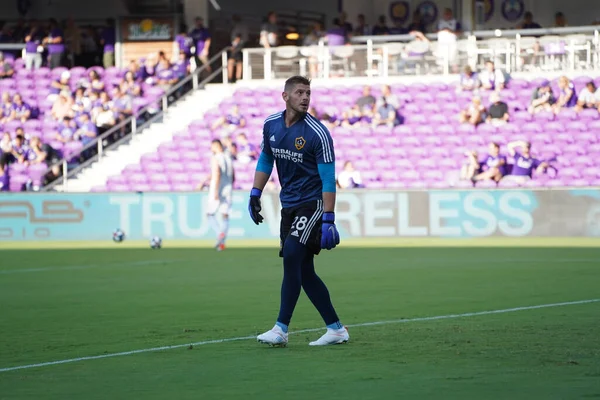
xmin=261 ymin=111 xmax=335 ymax=208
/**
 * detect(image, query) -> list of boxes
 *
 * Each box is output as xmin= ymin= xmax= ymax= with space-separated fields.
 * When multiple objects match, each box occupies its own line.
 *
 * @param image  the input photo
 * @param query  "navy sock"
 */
xmin=301 ymin=253 xmax=340 ymax=326
xmin=276 ymin=239 xmax=307 ymax=326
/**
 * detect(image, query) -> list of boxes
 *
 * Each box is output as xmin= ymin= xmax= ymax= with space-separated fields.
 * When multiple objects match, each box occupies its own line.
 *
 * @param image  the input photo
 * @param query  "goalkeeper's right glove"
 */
xmin=248 ymin=188 xmax=264 ymax=225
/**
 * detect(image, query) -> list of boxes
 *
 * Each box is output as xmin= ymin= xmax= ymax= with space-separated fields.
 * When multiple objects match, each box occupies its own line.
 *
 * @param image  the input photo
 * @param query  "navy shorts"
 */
xmin=279 ymin=199 xmax=323 ymax=257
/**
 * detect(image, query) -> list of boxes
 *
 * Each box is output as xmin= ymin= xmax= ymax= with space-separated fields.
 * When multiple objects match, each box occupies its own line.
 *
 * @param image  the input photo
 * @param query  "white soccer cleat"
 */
xmin=309 ymin=327 xmax=349 ymax=346
xmin=257 ymin=325 xmax=288 ymax=347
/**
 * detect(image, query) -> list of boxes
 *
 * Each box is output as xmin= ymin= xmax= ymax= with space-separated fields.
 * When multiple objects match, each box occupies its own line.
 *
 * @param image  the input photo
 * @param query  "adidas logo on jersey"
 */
xmin=270 ymin=135 xmax=275 ymax=141
xmin=291 ymin=230 xmax=299 ymax=237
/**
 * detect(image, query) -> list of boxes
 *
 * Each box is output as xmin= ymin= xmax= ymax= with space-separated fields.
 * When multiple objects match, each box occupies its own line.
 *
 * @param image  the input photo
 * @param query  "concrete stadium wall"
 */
xmin=1 ymin=189 xmax=600 ymax=241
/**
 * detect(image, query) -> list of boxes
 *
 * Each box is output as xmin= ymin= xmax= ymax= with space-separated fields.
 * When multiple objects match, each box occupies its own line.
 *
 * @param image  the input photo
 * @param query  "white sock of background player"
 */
xmin=220 ymin=215 xmax=229 ymax=239
xmin=207 ymin=214 xmax=221 ymax=236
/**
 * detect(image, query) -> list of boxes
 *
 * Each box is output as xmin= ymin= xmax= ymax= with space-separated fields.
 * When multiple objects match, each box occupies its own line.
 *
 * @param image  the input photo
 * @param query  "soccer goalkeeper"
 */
xmin=248 ymin=76 xmax=349 ymax=347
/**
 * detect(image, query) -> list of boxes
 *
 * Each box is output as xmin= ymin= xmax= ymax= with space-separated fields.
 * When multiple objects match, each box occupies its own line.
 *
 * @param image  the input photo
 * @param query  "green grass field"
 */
xmin=1 ymin=239 xmax=599 ymax=399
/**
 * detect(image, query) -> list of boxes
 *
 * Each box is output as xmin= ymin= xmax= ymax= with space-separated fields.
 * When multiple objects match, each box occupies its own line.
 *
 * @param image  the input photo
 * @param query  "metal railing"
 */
xmin=233 ymin=25 xmax=600 ymax=81
xmin=40 ymin=48 xmax=227 ymax=192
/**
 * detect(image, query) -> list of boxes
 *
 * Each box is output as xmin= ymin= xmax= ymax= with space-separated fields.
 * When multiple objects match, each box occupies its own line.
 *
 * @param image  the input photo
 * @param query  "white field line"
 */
xmin=0 ymin=259 xmax=189 ymax=274
xmin=1 ymin=257 xmax=598 ymax=275
xmin=1 ymin=298 xmax=598 ymax=374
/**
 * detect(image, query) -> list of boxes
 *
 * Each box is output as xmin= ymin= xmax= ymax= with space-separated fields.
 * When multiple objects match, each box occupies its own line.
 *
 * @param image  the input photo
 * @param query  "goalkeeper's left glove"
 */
xmin=321 ymin=212 xmax=340 ymax=250
xmin=248 ymin=188 xmax=264 ymax=225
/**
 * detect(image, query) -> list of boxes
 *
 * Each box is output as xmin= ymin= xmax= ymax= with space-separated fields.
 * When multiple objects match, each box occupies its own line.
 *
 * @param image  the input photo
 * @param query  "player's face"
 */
xmin=284 ymin=84 xmax=311 ymax=114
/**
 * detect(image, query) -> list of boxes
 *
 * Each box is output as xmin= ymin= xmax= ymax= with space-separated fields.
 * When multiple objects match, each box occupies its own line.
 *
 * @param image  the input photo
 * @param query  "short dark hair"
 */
xmin=211 ymin=139 xmax=223 ymax=149
xmin=524 ymin=11 xmax=533 ymax=19
xmin=15 ymin=134 xmax=24 ymax=141
xmin=284 ymin=76 xmax=311 ymax=92
xmin=490 ymin=142 xmax=499 ymax=148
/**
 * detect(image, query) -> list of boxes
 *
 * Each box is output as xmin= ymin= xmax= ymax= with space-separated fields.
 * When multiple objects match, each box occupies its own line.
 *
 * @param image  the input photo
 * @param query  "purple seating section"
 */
xmin=3 ymin=61 xmax=166 ymax=191
xmin=91 ymin=75 xmax=598 ymax=192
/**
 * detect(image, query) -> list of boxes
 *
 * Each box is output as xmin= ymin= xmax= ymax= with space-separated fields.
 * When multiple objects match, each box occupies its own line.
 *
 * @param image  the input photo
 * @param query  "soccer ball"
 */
xmin=150 ymin=236 xmax=162 ymax=249
xmin=113 ymin=229 xmax=125 ymax=243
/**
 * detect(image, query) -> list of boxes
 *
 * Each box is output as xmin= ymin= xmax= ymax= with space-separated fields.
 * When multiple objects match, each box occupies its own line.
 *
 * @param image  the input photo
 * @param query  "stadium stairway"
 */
xmin=57 ymin=84 xmax=236 ymax=192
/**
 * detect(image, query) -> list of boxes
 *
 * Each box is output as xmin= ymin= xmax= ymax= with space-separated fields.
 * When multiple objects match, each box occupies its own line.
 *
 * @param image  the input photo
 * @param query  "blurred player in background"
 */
xmin=248 ymin=76 xmax=348 ymax=347
xmin=200 ymin=139 xmax=234 ymax=251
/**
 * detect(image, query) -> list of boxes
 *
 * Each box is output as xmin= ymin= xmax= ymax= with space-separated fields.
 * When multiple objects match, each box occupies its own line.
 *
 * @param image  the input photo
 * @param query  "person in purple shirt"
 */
xmin=326 ymin=19 xmax=347 ymax=47
xmin=11 ymin=94 xmax=31 ymax=123
xmin=24 ymin=24 xmax=44 ymax=70
xmin=74 ymin=113 xmax=97 ymax=146
xmin=54 ymin=116 xmax=77 ymax=143
xmin=121 ymin=71 xmax=142 ymax=97
xmin=463 ymin=142 xmax=507 ymax=183
xmin=553 ymin=75 xmax=577 ymax=114
xmin=171 ymin=51 xmax=190 ymax=80
xmin=156 ymin=59 xmax=177 ymax=89
xmin=235 ymin=132 xmax=258 ymax=164
xmin=11 ymin=134 xmax=28 ymax=164
xmin=111 ymin=87 xmax=133 ymax=121
xmin=505 ymin=140 xmax=549 ymax=182
xmin=211 ymin=105 xmax=246 ymax=131
xmin=175 ymin=26 xmax=193 ymax=59
xmin=44 ymin=19 xmax=65 ymax=69
xmin=100 ymin=19 xmax=116 ymax=68
xmin=189 ymin=17 xmax=212 ymax=73
xmin=23 ymin=136 xmax=48 ymax=166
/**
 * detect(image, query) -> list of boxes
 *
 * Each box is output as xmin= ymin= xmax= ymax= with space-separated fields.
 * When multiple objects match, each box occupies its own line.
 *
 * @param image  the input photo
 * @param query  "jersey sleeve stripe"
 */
xmin=305 ymin=117 xmax=333 ymax=163
xmin=263 ymin=112 xmax=283 ymax=124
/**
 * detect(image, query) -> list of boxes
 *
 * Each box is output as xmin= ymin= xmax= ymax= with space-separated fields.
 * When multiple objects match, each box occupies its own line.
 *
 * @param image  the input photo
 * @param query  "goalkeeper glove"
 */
xmin=248 ymin=188 xmax=264 ymax=225
xmin=321 ymin=212 xmax=340 ymax=250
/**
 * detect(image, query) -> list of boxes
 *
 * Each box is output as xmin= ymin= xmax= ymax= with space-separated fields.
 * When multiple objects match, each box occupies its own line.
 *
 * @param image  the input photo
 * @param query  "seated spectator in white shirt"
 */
xmin=479 ymin=61 xmax=505 ymax=91
xmin=528 ymin=80 xmax=556 ymax=114
xmin=436 ymin=8 xmax=461 ymax=71
xmin=486 ymin=92 xmax=509 ymax=126
xmin=337 ymin=161 xmax=363 ymax=189
xmin=458 ymin=65 xmax=480 ymax=92
xmin=459 ymin=96 xmax=485 ymax=125
xmin=376 ymin=84 xmax=400 ymax=109
xmin=576 ymin=81 xmax=600 ymax=112
xmin=372 ymin=97 xmax=399 ymax=128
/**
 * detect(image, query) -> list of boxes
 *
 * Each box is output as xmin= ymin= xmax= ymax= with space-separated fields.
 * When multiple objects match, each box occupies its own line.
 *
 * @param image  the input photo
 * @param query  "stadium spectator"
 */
xmin=518 ymin=11 xmax=542 ymax=29
xmin=528 ymin=80 xmax=555 ymax=113
xmin=212 ymin=105 xmax=246 ymax=131
xmin=84 ymin=70 xmax=105 ymax=95
xmin=407 ymin=11 xmax=426 ymax=33
xmin=356 ymin=86 xmax=376 ymax=118
xmin=486 ymin=92 xmax=509 ymax=126
xmin=15 ymin=127 xmax=27 ymax=141
xmin=50 ymin=90 xmax=74 ymax=121
xmin=230 ymin=15 xmax=249 ymax=46
xmin=337 ymin=161 xmax=363 ymax=189
xmin=575 ymin=81 xmax=599 ymax=112
xmin=459 ymin=96 xmax=485 ymax=125
xmin=190 ymin=17 xmax=212 ymax=73
xmin=24 ymin=25 xmax=43 ymax=70
xmin=140 ymin=54 xmax=158 ymax=84
xmin=49 ymin=71 xmax=71 ymax=102
xmin=100 ymin=19 xmax=116 ymax=68
xmin=461 ymin=142 xmax=507 ymax=182
xmin=436 ymin=8 xmax=461 ymax=70
xmin=0 ymin=132 xmax=12 ymax=161
xmin=260 ymin=12 xmax=279 ymax=48
xmin=74 ymin=112 xmax=97 ymax=145
xmin=44 ymin=18 xmax=65 ymax=69
xmin=372 ymin=97 xmax=399 ymax=128
xmin=339 ymin=11 xmax=353 ymax=35
xmin=504 ymin=140 xmax=548 ymax=182
xmin=111 ymin=87 xmax=133 ymax=122
xmin=377 ymin=84 xmax=400 ymax=109
xmin=326 ymin=19 xmax=347 ymax=46
xmin=11 ymin=94 xmax=31 ymax=123
xmin=236 ymin=132 xmax=258 ymax=164
xmin=303 ymin=22 xmax=325 ymax=46
xmin=227 ymin=34 xmax=244 ymax=83
xmin=64 ymin=17 xmax=81 ymax=68
xmin=553 ymin=75 xmax=577 ymax=114
xmin=156 ymin=58 xmax=178 ymax=90
xmin=72 ymin=87 xmax=90 ymax=115
xmin=175 ymin=25 xmax=193 ymax=61
xmin=172 ymin=50 xmax=190 ymax=80
xmin=554 ymin=12 xmax=568 ymax=27
xmin=458 ymin=65 xmax=480 ymax=91
xmin=0 ymin=52 xmax=14 ymax=79
xmin=23 ymin=136 xmax=48 ymax=166
xmin=11 ymin=134 xmax=27 ymax=164
xmin=121 ymin=71 xmax=141 ymax=97
xmin=479 ymin=60 xmax=505 ymax=90
xmin=54 ymin=115 xmax=77 ymax=143
xmin=1 ymin=93 xmax=13 ymax=123
xmin=95 ymin=92 xmax=116 ymax=128
xmin=221 ymin=135 xmax=237 ymax=160
xmin=389 ymin=20 xmax=407 ymax=35
xmin=372 ymin=16 xmax=389 ymax=35
xmin=354 ymin=14 xmax=371 ymax=36
xmin=80 ymin=26 xmax=99 ymax=68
